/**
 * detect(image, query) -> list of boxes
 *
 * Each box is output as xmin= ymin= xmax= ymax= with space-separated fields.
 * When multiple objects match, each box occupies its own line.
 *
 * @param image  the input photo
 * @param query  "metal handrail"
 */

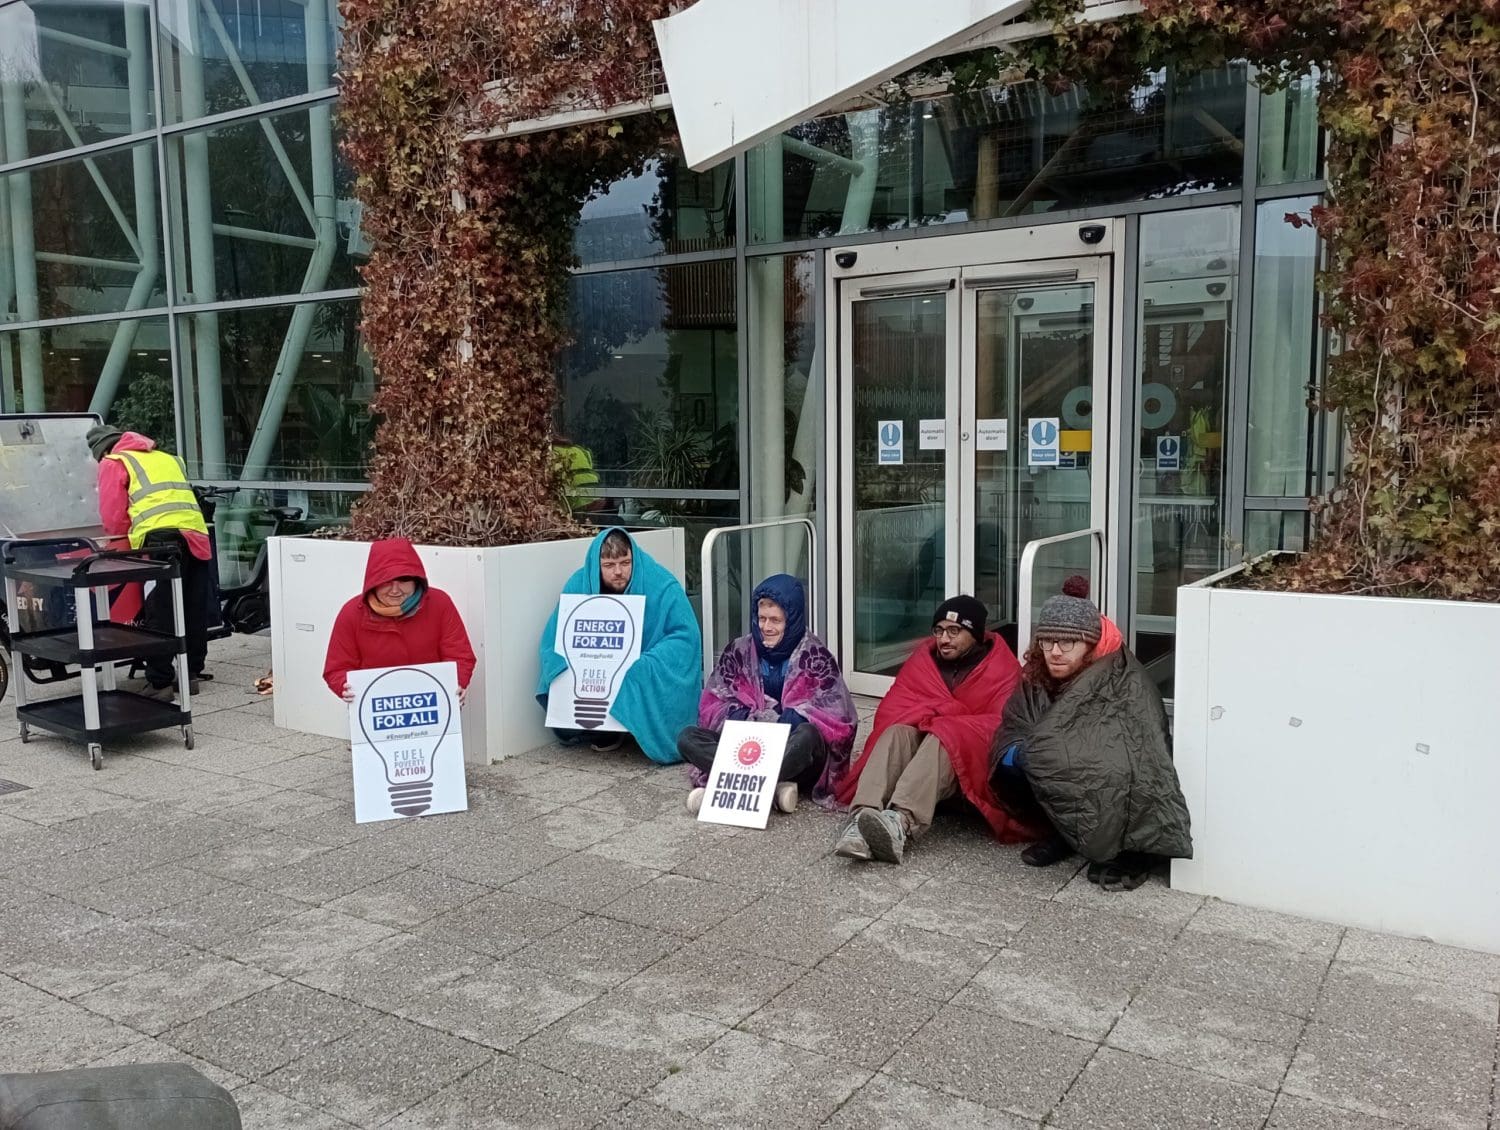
xmin=1017 ymin=527 xmax=1104 ymax=659
xmin=700 ymin=516 xmax=818 ymax=675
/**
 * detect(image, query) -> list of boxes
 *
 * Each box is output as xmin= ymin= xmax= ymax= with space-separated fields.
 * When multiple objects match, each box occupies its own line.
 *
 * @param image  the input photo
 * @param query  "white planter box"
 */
xmin=268 ymin=528 xmax=687 ymax=763
xmin=1171 ymin=559 xmax=1500 ymax=954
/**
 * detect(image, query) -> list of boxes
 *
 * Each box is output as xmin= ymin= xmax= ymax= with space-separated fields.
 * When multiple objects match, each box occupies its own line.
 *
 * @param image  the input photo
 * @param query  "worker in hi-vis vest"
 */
xmin=87 ymin=425 xmax=213 ymax=700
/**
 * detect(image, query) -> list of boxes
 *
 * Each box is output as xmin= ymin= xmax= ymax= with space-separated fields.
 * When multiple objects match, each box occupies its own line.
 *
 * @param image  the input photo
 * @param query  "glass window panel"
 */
xmin=1 ymin=138 xmax=166 ymax=322
xmin=1243 ymin=509 xmax=1308 ymax=557
xmin=164 ymin=101 xmax=364 ymax=304
xmin=1 ymin=316 xmax=172 ymax=436
xmin=1258 ymin=69 xmax=1321 ymax=186
xmin=0 ymin=0 xmax=156 ymax=162
xmin=559 ymin=262 xmax=738 ymax=493
xmin=575 ymin=148 xmax=734 ymax=263
xmin=1247 ymin=196 xmax=1320 ymax=496
xmin=157 ymin=0 xmax=339 ymax=125
xmin=752 ymin=65 xmax=1248 ymax=242
xmin=745 ymin=252 xmax=818 ymax=578
xmin=178 ymin=296 xmax=371 ymax=480
xmin=1134 ymin=204 xmax=1239 ymax=695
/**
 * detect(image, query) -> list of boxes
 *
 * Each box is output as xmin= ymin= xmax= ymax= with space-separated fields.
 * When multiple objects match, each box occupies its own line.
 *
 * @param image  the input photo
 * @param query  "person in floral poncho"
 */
xmin=677 ymin=574 xmax=858 ymax=815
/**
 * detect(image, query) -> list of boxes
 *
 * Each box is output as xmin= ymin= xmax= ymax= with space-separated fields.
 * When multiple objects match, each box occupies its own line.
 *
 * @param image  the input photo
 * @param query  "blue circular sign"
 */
xmin=1030 ymin=420 xmax=1057 ymax=446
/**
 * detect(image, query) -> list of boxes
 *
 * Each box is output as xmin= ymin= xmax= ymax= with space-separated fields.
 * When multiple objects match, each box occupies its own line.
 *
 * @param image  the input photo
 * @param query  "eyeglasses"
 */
xmin=1038 ymin=638 xmax=1082 ymax=654
xmin=932 ymin=624 xmax=968 ymax=639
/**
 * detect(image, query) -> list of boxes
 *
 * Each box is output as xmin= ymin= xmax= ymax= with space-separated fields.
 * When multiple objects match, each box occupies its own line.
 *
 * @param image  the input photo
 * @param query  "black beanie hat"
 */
xmin=86 ymin=424 xmax=124 ymax=461
xmin=933 ymin=594 xmax=987 ymax=640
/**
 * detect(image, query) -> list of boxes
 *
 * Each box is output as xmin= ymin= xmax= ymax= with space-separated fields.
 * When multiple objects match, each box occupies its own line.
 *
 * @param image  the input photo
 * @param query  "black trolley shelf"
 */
xmin=2 ymin=544 xmax=194 ymax=770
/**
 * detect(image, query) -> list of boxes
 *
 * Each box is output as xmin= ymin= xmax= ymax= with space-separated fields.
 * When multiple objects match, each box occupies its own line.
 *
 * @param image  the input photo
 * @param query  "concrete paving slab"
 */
xmin=0 ymin=998 xmax=144 ymax=1073
xmin=882 ymin=876 xmax=1038 ymax=946
xmin=1267 ymin=1093 xmax=1420 ymax=1129
xmin=883 ymin=1003 xmax=1095 ymax=1120
xmin=1105 ymin=983 xmax=1304 ymax=1090
xmin=614 ymin=945 xmax=806 ymax=1027
xmin=0 ymin=892 xmax=111 ymax=966
xmin=417 ymin=890 xmax=582 ymax=959
xmin=587 ymin=816 xmax=702 ymax=871
xmin=743 ymin=968 xmax=942 ymax=1070
xmin=510 ymin=913 xmax=682 ymax=988
xmin=648 ymin=1029 xmax=870 ymax=1128
xmin=187 ymin=829 xmax=333 ymax=882
xmin=323 ymin=867 xmax=489 ymax=929
xmin=778 ymin=853 xmax=931 ymax=916
xmin=823 ymin=1073 xmax=1038 ymax=1130
xmin=514 ymin=991 xmax=728 ymax=1097
xmin=69 ymin=863 xmax=226 ymax=921
xmin=296 ymin=931 xmax=493 ymax=1013
xmin=214 ymin=789 xmax=343 ymax=832
xmin=1337 ymin=928 xmax=1500 ymax=994
xmin=1052 ymin=866 xmax=1205 ymax=930
xmin=1150 ymin=928 xmax=1331 ymax=1018
xmin=245 ymin=842 xmax=412 ymax=905
xmin=75 ymin=950 xmax=281 ymax=1036
xmin=572 ymin=776 xmax=694 ymax=819
xmin=147 ymin=883 xmax=308 ymax=947
xmin=260 ymin=1014 xmax=491 ymax=1125
xmin=1051 ymin=1046 xmax=1274 ymax=1130
xmin=532 ymin=804 xmax=640 ymax=850
xmin=228 ymin=1083 xmax=357 ymax=1129
xmin=1315 ymin=962 xmax=1499 ymax=1042
xmin=503 ymin=764 xmax=622 ymax=806
xmin=818 ymin=918 xmax=997 ymax=1002
xmin=504 ymin=852 xmax=661 ymax=912
xmin=84 ymin=1037 xmax=250 ymax=1092
xmin=953 ymin=946 xmax=1135 ymax=1042
xmin=595 ymin=873 xmax=759 ymax=939
xmin=422 ymin=831 xmax=569 ymax=889
xmin=4 ymin=916 xmax=193 ymax=999
xmin=1285 ymin=1009 xmax=1493 ymax=1129
xmin=166 ymin=982 xmax=380 ymax=1080
xmin=389 ymin=960 xmax=600 ymax=1052
xmin=594 ymin=1099 xmax=704 ymax=1129
xmin=699 ymin=892 xmax=874 ymax=966
xmin=212 ymin=907 xmax=400 ymax=979
xmin=384 ymin=1055 xmax=628 ymax=1129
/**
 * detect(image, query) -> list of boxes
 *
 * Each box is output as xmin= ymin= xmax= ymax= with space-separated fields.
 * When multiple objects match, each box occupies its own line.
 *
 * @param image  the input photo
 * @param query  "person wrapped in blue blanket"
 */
xmin=536 ymin=527 xmax=701 ymax=764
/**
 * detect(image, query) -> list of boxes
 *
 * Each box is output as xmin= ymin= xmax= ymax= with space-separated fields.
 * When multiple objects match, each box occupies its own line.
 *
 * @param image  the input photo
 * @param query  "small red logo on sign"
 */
xmin=736 ymin=739 xmax=763 ymax=767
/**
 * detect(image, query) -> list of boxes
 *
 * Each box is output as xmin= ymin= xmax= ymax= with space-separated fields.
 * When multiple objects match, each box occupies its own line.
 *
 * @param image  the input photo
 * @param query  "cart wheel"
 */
xmin=183 ymin=725 xmax=195 ymax=751
xmin=89 ymin=743 xmax=103 ymax=771
xmin=18 ymin=723 xmax=29 ymax=744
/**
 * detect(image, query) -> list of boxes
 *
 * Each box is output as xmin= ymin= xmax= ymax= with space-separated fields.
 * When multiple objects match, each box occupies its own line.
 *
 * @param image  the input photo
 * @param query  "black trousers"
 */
xmin=141 ymin=530 xmax=211 ymax=687
xmin=676 ymin=723 xmax=829 ymax=790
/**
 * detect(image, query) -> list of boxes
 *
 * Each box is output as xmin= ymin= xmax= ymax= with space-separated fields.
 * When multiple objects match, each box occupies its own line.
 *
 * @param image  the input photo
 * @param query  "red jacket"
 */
xmin=97 ymin=432 xmax=211 ymax=561
xmin=322 ymin=538 xmax=476 ymax=696
xmin=836 ymin=633 xmax=1048 ymax=842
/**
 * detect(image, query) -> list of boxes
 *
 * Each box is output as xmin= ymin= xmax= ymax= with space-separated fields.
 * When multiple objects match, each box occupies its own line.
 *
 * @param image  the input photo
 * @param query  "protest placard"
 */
xmin=545 ymin=593 xmax=646 ymax=731
xmin=696 ymin=720 xmax=790 ymax=830
xmin=349 ymin=661 xmax=467 ymax=824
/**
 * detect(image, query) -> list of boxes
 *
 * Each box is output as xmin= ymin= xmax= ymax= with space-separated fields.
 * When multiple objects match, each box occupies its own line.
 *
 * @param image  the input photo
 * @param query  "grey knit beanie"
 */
xmin=86 ymin=424 xmax=124 ymax=461
xmin=1034 ymin=576 xmax=1101 ymax=645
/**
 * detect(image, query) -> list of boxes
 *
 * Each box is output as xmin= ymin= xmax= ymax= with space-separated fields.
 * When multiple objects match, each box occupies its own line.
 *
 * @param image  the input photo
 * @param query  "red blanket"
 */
xmin=836 ymin=634 xmax=1047 ymax=842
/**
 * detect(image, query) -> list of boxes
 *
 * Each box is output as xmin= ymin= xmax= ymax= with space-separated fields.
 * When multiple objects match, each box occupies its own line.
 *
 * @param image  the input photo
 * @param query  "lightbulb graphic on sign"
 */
xmin=561 ymin=595 xmax=636 ymax=729
xmin=356 ymin=667 xmax=452 ymax=817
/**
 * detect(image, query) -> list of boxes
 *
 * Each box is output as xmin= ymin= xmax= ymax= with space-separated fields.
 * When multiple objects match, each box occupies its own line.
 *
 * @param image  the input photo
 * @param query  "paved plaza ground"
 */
xmin=1 ymin=632 xmax=1497 ymax=1129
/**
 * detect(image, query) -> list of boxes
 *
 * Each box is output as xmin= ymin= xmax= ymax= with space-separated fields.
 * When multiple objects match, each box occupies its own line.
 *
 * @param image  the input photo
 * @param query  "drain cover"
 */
xmin=0 ymin=779 xmax=32 ymax=797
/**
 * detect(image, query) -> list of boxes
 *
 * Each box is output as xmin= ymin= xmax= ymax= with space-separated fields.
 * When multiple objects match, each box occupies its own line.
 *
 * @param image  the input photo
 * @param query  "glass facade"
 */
xmin=1 ymin=0 xmax=361 ymax=531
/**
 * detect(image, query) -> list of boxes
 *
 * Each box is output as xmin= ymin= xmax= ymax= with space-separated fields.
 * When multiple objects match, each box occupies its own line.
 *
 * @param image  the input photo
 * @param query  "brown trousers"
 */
xmin=849 ymin=724 xmax=958 ymax=835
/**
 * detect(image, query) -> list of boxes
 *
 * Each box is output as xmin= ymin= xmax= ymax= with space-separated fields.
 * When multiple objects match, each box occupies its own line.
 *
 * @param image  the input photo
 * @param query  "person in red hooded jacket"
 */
xmin=322 ymin=538 xmax=476 ymax=705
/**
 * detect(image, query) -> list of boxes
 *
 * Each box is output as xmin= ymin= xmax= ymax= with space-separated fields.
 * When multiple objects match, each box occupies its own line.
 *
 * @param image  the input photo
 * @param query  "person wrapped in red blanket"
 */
xmin=833 ymin=595 xmax=1045 ymax=864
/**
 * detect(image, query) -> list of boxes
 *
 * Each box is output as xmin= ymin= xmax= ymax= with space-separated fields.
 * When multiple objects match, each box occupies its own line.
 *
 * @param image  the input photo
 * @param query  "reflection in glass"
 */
xmin=1134 ymin=205 xmax=1239 ymax=693
xmin=1259 ymin=70 xmax=1321 ymax=186
xmin=850 ymin=293 xmax=947 ymax=677
xmin=0 ymin=0 xmax=156 ymax=161
xmin=179 ymin=298 xmax=371 ymax=481
xmin=1 ymin=316 xmax=173 ymax=434
xmin=575 ymin=148 xmax=733 ymax=263
xmin=752 ymin=66 xmax=1249 ymax=242
xmin=1243 ymin=510 xmax=1307 ymax=558
xmin=558 ymin=262 xmax=738 ymax=495
xmin=1247 ymin=196 xmax=1320 ymax=496
xmin=157 ymin=0 xmax=339 ymax=125
xmin=974 ymin=283 xmax=1095 ymax=642
xmin=745 ymin=252 xmax=818 ymax=583
xmin=2 ymin=140 xmax=166 ymax=327
xmin=166 ymin=100 xmax=362 ymax=304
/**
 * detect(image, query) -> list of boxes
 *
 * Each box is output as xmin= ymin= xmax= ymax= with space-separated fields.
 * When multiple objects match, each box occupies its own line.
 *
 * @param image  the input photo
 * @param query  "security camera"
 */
xmin=1078 ymin=224 xmax=1106 ymax=245
xmin=835 ymin=251 xmax=859 ymax=269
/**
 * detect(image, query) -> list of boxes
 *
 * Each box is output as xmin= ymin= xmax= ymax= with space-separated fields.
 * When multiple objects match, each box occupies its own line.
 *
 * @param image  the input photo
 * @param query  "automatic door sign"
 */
xmin=350 ymin=661 xmax=468 ymax=824
xmin=877 ymin=420 xmax=904 ymax=465
xmin=918 ymin=419 xmax=946 ymax=451
xmin=546 ymin=593 xmax=646 ymax=731
xmin=976 ymin=418 xmax=1008 ymax=451
xmin=697 ymin=720 xmax=789 ymax=830
xmin=1027 ymin=417 xmax=1060 ymax=467
xmin=1156 ymin=435 xmax=1182 ymax=471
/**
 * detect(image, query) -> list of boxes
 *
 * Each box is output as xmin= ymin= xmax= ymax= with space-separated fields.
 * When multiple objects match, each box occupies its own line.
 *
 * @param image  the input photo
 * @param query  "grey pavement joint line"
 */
xmin=1260 ymin=922 xmax=1347 ymax=1130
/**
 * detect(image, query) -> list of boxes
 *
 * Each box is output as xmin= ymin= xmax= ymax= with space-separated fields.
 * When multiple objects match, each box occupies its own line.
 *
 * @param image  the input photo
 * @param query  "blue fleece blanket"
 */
xmin=536 ymin=528 xmax=701 ymax=764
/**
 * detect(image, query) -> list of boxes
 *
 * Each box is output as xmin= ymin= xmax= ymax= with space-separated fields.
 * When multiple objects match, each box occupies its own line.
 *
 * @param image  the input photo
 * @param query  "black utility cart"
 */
xmin=3 ymin=543 xmax=194 ymax=770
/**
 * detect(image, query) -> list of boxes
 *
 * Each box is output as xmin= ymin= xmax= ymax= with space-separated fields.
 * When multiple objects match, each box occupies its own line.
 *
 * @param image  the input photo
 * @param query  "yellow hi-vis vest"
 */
xmin=104 ymin=449 xmax=209 ymax=548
